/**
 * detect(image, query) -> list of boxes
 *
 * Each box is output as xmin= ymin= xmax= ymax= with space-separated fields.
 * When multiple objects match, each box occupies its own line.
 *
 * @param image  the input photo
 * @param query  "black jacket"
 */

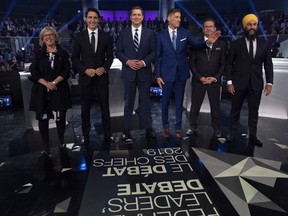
xmin=71 ymin=29 xmax=113 ymax=86
xmin=189 ymin=39 xmax=227 ymax=86
xmin=29 ymin=45 xmax=71 ymax=113
xmin=225 ymin=37 xmax=273 ymax=91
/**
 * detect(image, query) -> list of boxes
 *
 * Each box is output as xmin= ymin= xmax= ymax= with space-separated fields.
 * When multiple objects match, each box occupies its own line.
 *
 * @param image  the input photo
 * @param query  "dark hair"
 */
xmin=203 ymin=18 xmax=216 ymax=27
xmin=85 ymin=8 xmax=100 ymax=18
xmin=167 ymin=8 xmax=181 ymax=17
xmin=130 ymin=6 xmax=144 ymax=16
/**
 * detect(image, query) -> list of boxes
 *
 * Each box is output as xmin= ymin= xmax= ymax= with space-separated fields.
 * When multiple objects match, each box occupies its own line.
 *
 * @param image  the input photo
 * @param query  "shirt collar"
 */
xmin=132 ymin=25 xmax=142 ymax=32
xmin=245 ymin=37 xmax=256 ymax=42
xmin=88 ymin=28 xmax=98 ymax=35
xmin=168 ymin=26 xmax=177 ymax=34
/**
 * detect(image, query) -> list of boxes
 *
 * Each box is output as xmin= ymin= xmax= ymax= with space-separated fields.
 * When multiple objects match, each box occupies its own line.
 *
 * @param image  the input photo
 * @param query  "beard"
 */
xmin=244 ymin=28 xmax=258 ymax=40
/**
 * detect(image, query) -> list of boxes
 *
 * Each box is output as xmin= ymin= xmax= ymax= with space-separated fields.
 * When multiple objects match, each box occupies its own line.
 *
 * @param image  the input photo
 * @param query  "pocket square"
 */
xmin=180 ymin=38 xmax=187 ymax=41
xmin=215 ymin=47 xmax=221 ymax=50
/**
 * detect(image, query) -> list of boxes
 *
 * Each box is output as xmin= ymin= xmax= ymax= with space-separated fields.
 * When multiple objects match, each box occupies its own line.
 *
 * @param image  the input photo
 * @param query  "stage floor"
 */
xmin=0 ymin=98 xmax=288 ymax=216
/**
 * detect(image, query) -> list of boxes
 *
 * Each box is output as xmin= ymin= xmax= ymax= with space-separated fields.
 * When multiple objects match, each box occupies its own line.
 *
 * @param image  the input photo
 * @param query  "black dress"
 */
xmin=29 ymin=45 xmax=71 ymax=116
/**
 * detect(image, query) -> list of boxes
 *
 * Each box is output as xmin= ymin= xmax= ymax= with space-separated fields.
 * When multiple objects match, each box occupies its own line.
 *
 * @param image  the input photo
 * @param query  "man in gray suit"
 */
xmin=116 ymin=6 xmax=156 ymax=142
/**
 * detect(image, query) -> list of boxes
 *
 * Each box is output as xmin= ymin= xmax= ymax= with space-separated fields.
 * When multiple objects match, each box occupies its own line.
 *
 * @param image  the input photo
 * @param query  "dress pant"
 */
xmin=190 ymin=82 xmax=221 ymax=130
xmin=80 ymin=78 xmax=111 ymax=137
xmin=161 ymin=80 xmax=186 ymax=129
xmin=229 ymin=86 xmax=262 ymax=137
xmin=123 ymin=79 xmax=152 ymax=130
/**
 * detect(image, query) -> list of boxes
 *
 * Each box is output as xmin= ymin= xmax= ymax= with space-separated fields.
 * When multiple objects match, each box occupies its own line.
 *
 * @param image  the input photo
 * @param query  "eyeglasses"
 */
xmin=43 ymin=33 xmax=55 ymax=38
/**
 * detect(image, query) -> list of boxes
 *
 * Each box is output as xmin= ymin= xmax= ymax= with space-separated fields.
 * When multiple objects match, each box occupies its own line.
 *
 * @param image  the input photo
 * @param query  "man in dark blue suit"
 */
xmin=71 ymin=8 xmax=114 ymax=145
xmin=226 ymin=14 xmax=273 ymax=147
xmin=155 ymin=8 xmax=220 ymax=139
xmin=116 ymin=6 xmax=156 ymax=141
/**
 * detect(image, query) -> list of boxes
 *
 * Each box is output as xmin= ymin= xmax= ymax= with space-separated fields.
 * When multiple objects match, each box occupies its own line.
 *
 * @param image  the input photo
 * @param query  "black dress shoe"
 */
xmin=81 ymin=136 xmax=90 ymax=146
xmin=244 ymin=143 xmax=255 ymax=157
xmin=41 ymin=150 xmax=51 ymax=157
xmin=214 ymin=130 xmax=222 ymax=138
xmin=122 ymin=132 xmax=132 ymax=142
xmin=186 ymin=128 xmax=198 ymax=136
xmin=249 ymin=136 xmax=263 ymax=147
xmin=146 ymin=128 xmax=156 ymax=138
xmin=226 ymin=131 xmax=235 ymax=142
xmin=105 ymin=135 xmax=115 ymax=144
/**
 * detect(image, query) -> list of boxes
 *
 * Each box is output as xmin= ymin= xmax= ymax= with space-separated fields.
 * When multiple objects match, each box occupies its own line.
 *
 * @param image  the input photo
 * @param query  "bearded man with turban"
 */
xmin=225 ymin=13 xmax=274 ymax=147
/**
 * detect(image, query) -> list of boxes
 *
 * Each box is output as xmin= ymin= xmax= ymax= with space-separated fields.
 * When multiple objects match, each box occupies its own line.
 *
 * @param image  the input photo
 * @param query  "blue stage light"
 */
xmin=0 ymin=0 xmax=17 ymax=28
xmin=205 ymin=0 xmax=237 ymax=40
xmin=23 ymin=0 xmax=61 ymax=49
xmin=248 ymin=0 xmax=267 ymax=39
xmin=176 ymin=2 xmax=202 ymax=28
xmin=80 ymin=161 xmax=87 ymax=171
xmin=217 ymin=144 xmax=228 ymax=153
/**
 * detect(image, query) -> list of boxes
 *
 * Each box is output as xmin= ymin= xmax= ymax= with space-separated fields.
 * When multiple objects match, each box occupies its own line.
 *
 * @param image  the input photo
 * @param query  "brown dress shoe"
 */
xmin=175 ymin=129 xmax=183 ymax=139
xmin=162 ymin=128 xmax=170 ymax=138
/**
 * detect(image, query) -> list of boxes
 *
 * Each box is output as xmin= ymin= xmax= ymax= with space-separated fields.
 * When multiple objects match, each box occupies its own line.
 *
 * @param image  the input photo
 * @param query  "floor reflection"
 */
xmin=0 ymin=98 xmax=288 ymax=215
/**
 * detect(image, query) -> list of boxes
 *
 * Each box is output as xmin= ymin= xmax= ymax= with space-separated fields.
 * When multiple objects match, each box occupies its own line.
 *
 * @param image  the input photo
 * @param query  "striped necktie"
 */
xmin=134 ymin=29 xmax=139 ymax=52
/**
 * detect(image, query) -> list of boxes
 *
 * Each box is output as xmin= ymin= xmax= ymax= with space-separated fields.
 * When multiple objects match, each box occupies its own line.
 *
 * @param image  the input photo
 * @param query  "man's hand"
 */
xmin=95 ymin=67 xmax=106 ymax=76
xmin=207 ymin=30 xmax=221 ymax=45
xmin=200 ymin=77 xmax=216 ymax=85
xmin=156 ymin=77 xmax=164 ymax=89
xmin=85 ymin=68 xmax=96 ymax=77
xmin=127 ymin=60 xmax=143 ymax=71
xmin=46 ymin=82 xmax=57 ymax=91
xmin=200 ymin=77 xmax=207 ymax=84
xmin=227 ymin=84 xmax=235 ymax=95
xmin=264 ymin=84 xmax=272 ymax=96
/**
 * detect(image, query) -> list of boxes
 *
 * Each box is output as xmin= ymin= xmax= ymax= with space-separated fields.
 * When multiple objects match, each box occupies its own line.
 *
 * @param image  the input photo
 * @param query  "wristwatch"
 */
xmin=52 ymin=81 xmax=57 ymax=85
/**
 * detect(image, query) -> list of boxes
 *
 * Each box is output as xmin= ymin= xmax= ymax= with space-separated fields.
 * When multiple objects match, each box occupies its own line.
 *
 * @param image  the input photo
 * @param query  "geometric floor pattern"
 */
xmin=193 ymin=148 xmax=288 ymax=216
xmin=1 ymin=99 xmax=288 ymax=215
xmin=79 ymin=148 xmax=221 ymax=215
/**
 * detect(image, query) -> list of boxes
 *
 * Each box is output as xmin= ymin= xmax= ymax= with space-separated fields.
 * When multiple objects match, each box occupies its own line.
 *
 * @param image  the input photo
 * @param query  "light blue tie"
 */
xmin=172 ymin=30 xmax=176 ymax=50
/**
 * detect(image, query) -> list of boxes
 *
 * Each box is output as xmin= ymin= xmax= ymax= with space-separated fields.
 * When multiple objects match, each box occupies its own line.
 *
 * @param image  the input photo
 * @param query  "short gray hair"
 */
xmin=39 ymin=26 xmax=59 ymax=46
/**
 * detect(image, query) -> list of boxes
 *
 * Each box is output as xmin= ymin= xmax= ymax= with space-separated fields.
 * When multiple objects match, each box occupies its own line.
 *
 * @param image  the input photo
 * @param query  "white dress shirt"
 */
xmin=88 ymin=28 xmax=98 ymax=52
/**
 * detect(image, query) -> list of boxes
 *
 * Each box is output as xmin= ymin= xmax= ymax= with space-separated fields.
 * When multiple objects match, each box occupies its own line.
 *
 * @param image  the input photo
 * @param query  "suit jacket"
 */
xmin=115 ymin=27 xmax=155 ymax=82
xmin=190 ymin=38 xmax=227 ymax=86
xmin=71 ymin=29 xmax=113 ymax=86
xmin=155 ymin=27 xmax=206 ymax=82
xmin=225 ymin=37 xmax=273 ymax=91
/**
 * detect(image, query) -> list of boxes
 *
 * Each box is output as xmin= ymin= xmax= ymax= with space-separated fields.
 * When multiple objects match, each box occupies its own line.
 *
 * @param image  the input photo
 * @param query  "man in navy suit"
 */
xmin=225 ymin=14 xmax=274 ymax=147
xmin=187 ymin=18 xmax=227 ymax=138
xmin=155 ymin=8 xmax=220 ymax=139
xmin=116 ymin=6 xmax=156 ymax=141
xmin=71 ymin=8 xmax=114 ymax=145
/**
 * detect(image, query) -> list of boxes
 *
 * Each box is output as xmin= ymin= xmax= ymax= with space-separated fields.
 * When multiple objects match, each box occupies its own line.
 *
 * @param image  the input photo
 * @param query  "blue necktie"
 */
xmin=172 ymin=30 xmax=176 ymax=50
